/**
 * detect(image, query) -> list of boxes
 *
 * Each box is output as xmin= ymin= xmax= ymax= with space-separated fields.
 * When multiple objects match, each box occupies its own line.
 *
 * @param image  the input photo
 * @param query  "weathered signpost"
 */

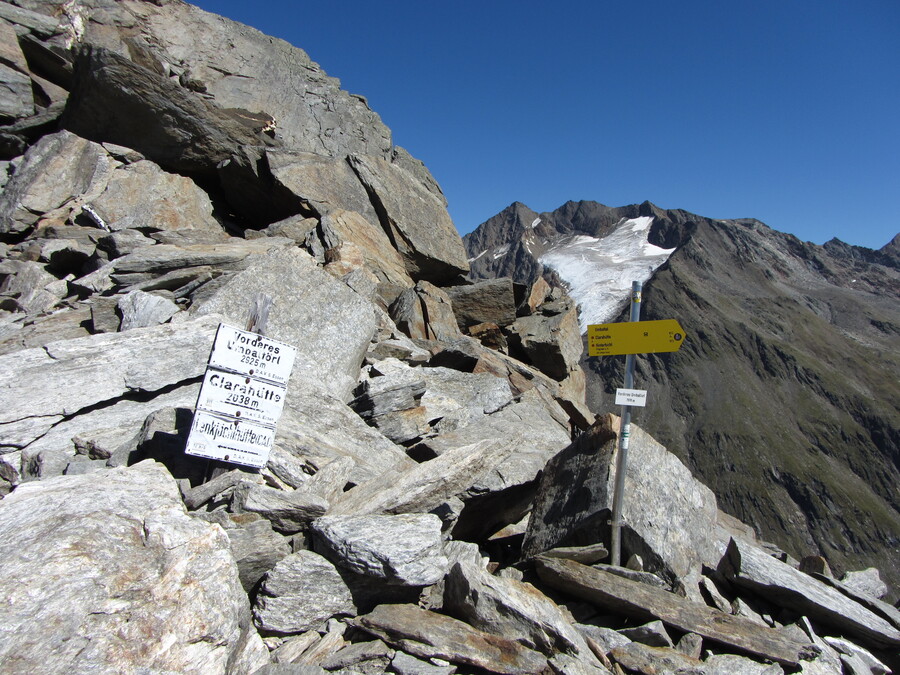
xmin=587 ymin=281 xmax=687 ymax=567
xmin=186 ymin=296 xmax=296 ymax=470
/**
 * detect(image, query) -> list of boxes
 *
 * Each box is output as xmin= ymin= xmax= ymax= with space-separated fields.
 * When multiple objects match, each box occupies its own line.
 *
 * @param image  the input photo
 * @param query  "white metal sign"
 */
xmin=207 ymin=324 xmax=296 ymax=385
xmin=185 ymin=410 xmax=276 ymax=469
xmin=615 ymin=388 xmax=648 ymax=407
xmin=195 ymin=369 xmax=287 ymax=426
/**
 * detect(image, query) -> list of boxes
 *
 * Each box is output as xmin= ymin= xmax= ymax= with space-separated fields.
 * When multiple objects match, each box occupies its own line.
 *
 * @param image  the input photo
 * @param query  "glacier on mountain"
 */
xmin=539 ymin=216 xmax=674 ymax=332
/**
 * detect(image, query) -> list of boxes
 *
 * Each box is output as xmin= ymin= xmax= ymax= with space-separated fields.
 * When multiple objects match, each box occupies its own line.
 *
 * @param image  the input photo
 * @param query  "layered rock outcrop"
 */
xmin=0 ymin=2 xmax=897 ymax=674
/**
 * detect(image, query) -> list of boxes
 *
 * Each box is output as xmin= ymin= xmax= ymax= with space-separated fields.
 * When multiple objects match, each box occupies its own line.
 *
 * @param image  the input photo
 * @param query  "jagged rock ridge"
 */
xmin=464 ymin=199 xmax=900 ymax=599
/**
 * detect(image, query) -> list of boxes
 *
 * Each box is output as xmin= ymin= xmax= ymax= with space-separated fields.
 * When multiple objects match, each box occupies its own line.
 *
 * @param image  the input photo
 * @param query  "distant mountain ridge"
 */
xmin=464 ymin=200 xmax=900 ymax=595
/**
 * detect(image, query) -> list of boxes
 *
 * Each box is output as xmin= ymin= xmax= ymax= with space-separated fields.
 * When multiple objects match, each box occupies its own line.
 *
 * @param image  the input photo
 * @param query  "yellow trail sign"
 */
xmin=587 ymin=319 xmax=686 ymax=357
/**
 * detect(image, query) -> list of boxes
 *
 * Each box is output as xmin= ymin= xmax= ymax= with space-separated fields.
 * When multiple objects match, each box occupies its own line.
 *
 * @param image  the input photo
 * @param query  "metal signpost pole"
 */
xmin=610 ymin=280 xmax=642 ymax=567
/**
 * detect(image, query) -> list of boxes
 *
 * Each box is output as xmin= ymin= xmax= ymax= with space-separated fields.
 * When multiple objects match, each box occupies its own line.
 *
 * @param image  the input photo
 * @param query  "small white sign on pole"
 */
xmin=195 ymin=369 xmax=287 ymax=427
xmin=185 ymin=411 xmax=276 ymax=469
xmin=615 ymin=388 xmax=648 ymax=407
xmin=207 ymin=324 xmax=296 ymax=385
xmin=186 ymin=323 xmax=297 ymax=469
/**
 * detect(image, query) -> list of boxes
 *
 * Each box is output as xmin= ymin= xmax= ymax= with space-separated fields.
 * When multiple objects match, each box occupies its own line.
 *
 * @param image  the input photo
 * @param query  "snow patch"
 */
xmin=468 ymin=250 xmax=487 ymax=263
xmin=492 ymin=244 xmax=510 ymax=260
xmin=531 ymin=218 xmax=541 ymax=229
xmin=539 ymin=217 xmax=674 ymax=332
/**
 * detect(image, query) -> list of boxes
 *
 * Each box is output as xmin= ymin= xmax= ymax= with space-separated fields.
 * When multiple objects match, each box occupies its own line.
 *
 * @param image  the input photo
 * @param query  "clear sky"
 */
xmin=191 ymin=1 xmax=899 ymax=250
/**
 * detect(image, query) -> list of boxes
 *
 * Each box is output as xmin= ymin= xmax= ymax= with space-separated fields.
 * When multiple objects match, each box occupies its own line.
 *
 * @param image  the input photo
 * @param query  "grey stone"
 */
xmin=535 ymin=556 xmax=816 ymax=668
xmin=292 ymin=618 xmax=347 ymax=666
xmin=841 ymin=567 xmax=889 ymax=600
xmin=674 ymin=632 xmax=704 ymax=660
xmin=320 ymin=209 xmax=414 ymax=289
xmin=348 ymin=154 xmax=468 ymax=284
xmin=356 ymin=358 xmax=514 ymax=432
xmin=62 ymin=45 xmax=263 ymax=175
xmin=391 ymin=651 xmax=455 ymax=675
xmin=0 ymin=314 xmax=218 ymax=452
xmin=0 ymin=259 xmax=67 ymax=313
xmin=690 ymin=653 xmax=786 ymax=675
xmin=507 ymin=302 xmax=582 ymax=381
xmin=444 ymin=557 xmax=599 ymax=662
xmin=0 ymin=130 xmax=116 ymax=235
xmin=412 ymin=390 xmax=571 ymax=540
xmin=618 ymin=620 xmax=672 ymax=648
xmin=133 ymin=1 xmax=392 ymax=159
xmin=548 ymin=653 xmax=612 ymax=675
xmin=0 ymin=2 xmax=61 ymax=36
xmin=211 ymin=513 xmax=292 ymax=592
xmin=268 ymin=151 xmax=378 ymax=225
xmin=88 ymin=159 xmax=222 ymax=233
xmin=0 ymin=460 xmax=255 ymax=673
xmin=389 ymin=281 xmax=462 ymax=342
xmin=541 ymin=545 xmax=611 ymax=567
xmin=319 ymin=640 xmax=393 ymax=672
xmin=351 ymin=604 xmax=548 ymax=675
xmin=0 ymin=62 xmax=34 ymax=119
xmin=253 ymin=550 xmax=356 ymax=637
xmin=524 ymin=414 xmax=719 ymax=590
xmin=721 ymin=537 xmax=900 ymax=650
xmin=312 ymin=513 xmax=447 ymax=586
xmin=445 ymin=278 xmax=517 ymax=329
xmin=610 ymin=642 xmax=704 ymax=674
xmin=272 ymin=384 xmax=412 ymax=488
xmin=823 ymin=636 xmax=890 ymax=675
xmin=191 ymin=246 xmax=377 ymax=402
xmin=232 ymin=482 xmax=328 ymax=534
xmin=574 ymin=624 xmax=632 ymax=654
xmin=329 ymin=437 xmax=517 ymax=517
xmin=117 ymin=289 xmax=180 ymax=330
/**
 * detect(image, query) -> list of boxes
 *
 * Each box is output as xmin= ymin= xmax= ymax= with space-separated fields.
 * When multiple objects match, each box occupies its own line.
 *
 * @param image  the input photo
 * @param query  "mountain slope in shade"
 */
xmin=464 ymin=201 xmax=900 ymax=597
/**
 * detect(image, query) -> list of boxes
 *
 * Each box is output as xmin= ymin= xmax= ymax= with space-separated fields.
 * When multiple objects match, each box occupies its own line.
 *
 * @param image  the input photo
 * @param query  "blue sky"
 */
xmin=192 ymin=1 xmax=899 ymax=250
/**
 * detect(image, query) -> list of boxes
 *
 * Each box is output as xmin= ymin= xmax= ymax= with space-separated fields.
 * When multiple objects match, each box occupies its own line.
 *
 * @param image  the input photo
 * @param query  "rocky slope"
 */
xmin=1 ymin=1 xmax=899 ymax=673
xmin=464 ymin=200 xmax=900 ymax=599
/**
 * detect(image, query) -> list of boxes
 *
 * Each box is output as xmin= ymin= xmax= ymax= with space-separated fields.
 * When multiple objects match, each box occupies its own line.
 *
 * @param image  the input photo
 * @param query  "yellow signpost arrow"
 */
xmin=587 ymin=319 xmax=686 ymax=357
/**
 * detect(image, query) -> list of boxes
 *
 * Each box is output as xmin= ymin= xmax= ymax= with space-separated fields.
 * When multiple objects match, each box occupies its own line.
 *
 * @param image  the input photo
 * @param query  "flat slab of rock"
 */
xmin=351 ymin=603 xmax=548 ymax=675
xmin=523 ymin=414 xmax=719 ymax=587
xmin=329 ymin=438 xmax=516 ymax=517
xmin=349 ymin=154 xmax=468 ymax=284
xmin=444 ymin=557 xmax=597 ymax=661
xmin=253 ymin=550 xmax=356 ymax=636
xmin=0 ymin=314 xmax=219 ymax=451
xmin=192 ymin=246 xmax=377 ymax=402
xmin=535 ymin=555 xmax=816 ymax=668
xmin=0 ymin=460 xmax=257 ymax=673
xmin=721 ymin=537 xmax=900 ymax=650
xmin=311 ymin=513 xmax=448 ymax=586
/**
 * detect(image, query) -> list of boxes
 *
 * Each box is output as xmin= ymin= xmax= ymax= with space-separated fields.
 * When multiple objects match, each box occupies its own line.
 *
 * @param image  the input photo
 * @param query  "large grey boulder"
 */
xmin=253 ymin=550 xmax=356 ymax=636
xmin=273 ymin=384 xmax=413 ymax=488
xmin=443 ymin=557 xmax=599 ymax=662
xmin=389 ymin=280 xmax=463 ymax=342
xmin=349 ymin=154 xmax=468 ymax=284
xmin=62 ymin=45 xmax=263 ymax=175
xmin=191 ymin=246 xmax=378 ymax=402
xmin=0 ymin=460 xmax=265 ymax=674
xmin=445 ymin=278 xmax=518 ymax=329
xmin=132 ymin=1 xmax=392 ymax=159
xmin=311 ymin=514 xmax=448 ymax=586
xmin=88 ymin=159 xmax=223 ymax=233
xmin=507 ymin=301 xmax=582 ymax=381
xmin=523 ymin=414 xmax=720 ymax=590
xmin=0 ymin=130 xmax=116 ymax=235
xmin=721 ymin=537 xmax=900 ymax=650
xmin=0 ymin=314 xmax=219 ymax=452
xmin=268 ymin=151 xmax=379 ymax=225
